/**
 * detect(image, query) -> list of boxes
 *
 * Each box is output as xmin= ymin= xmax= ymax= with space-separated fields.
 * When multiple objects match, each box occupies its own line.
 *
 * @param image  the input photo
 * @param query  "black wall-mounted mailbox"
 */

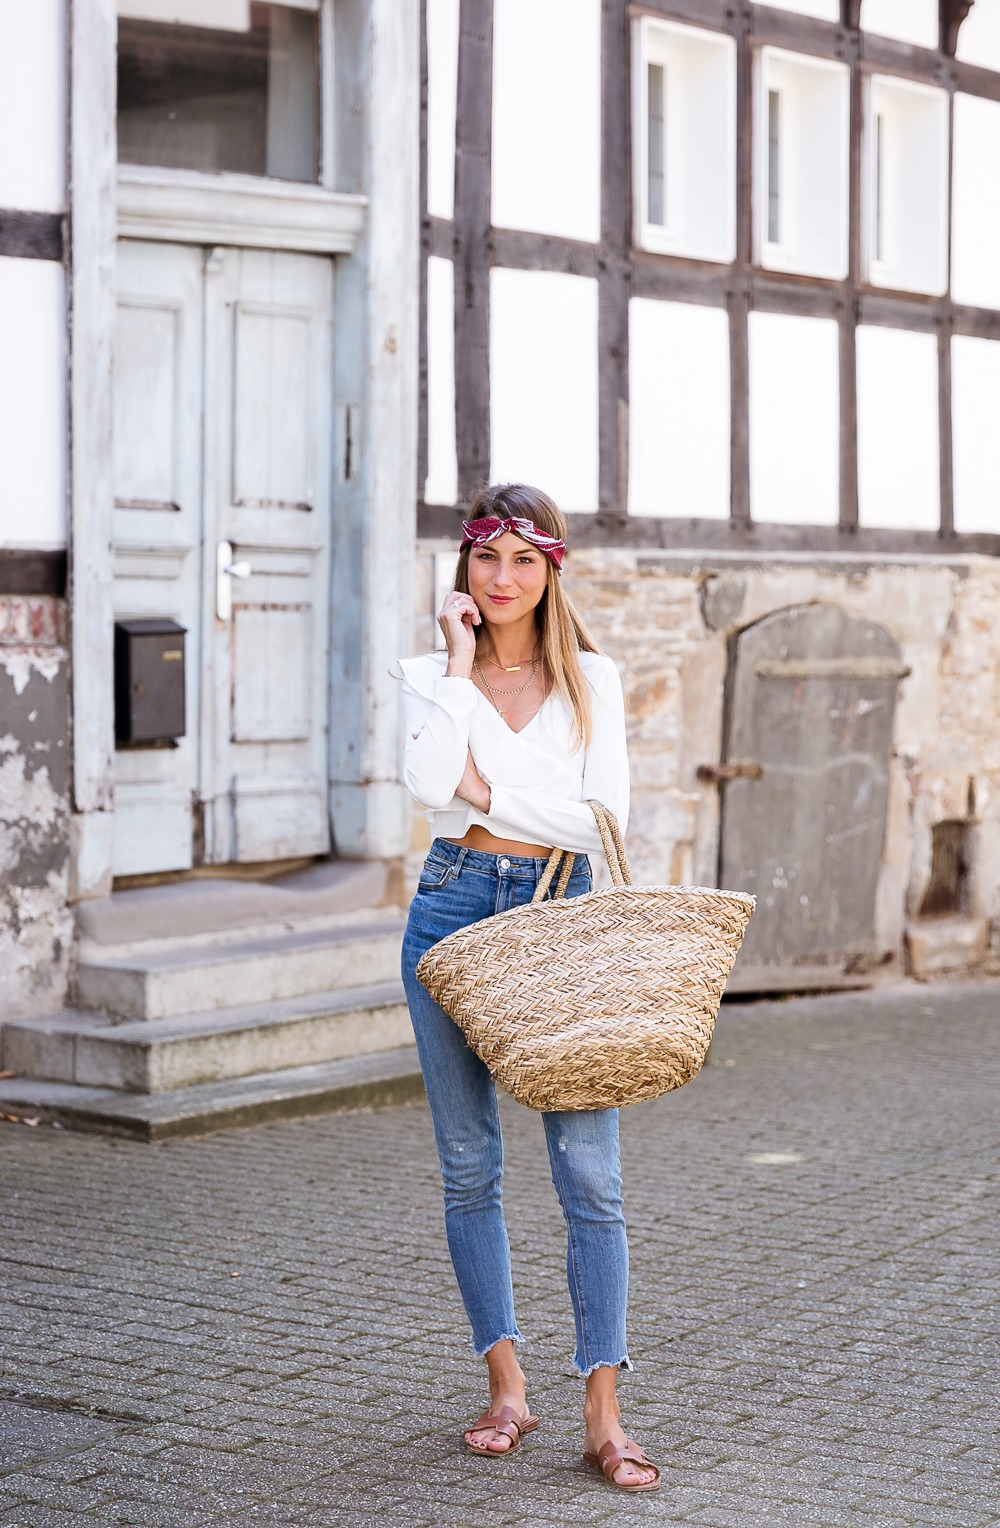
xmin=114 ymin=619 xmax=187 ymax=744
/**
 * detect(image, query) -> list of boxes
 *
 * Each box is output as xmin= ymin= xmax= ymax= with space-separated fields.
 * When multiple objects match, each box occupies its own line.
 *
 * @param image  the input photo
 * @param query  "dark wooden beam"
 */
xmin=857 ymin=32 xmax=943 ymax=77
xmin=750 ymin=5 xmax=845 ymax=56
xmin=490 ymin=228 xmax=601 ymax=278
xmin=417 ymin=0 xmax=430 ymax=503
xmin=840 ymin=30 xmax=861 ymax=530
xmin=857 ymin=292 xmax=941 ymax=331
xmin=730 ymin=6 xmax=752 ymax=525
xmin=0 ymin=210 xmax=65 ymax=262
xmin=599 ymin=0 xmax=631 ymax=514
xmin=952 ymin=304 xmax=1000 ymax=340
xmin=628 ymin=0 xmax=730 ymax=28
xmin=418 ymin=504 xmax=1000 ymax=558
xmin=0 ymin=549 xmax=68 ymax=597
xmin=750 ymin=277 xmax=842 ymax=319
xmin=953 ymin=58 xmax=1000 ymax=101
xmin=453 ymin=0 xmax=493 ymax=495
xmin=630 ymin=256 xmax=729 ymax=305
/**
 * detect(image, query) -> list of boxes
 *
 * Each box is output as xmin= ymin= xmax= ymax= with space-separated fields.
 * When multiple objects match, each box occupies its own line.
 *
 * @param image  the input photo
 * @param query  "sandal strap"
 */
xmin=465 ymin=1405 xmax=526 ymax=1442
xmin=597 ymin=1439 xmax=660 ymax=1482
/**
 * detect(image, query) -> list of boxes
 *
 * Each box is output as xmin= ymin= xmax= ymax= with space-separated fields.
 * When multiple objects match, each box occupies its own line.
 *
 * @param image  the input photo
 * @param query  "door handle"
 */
xmin=696 ymin=761 xmax=764 ymax=783
xmin=216 ymin=540 xmax=252 ymax=621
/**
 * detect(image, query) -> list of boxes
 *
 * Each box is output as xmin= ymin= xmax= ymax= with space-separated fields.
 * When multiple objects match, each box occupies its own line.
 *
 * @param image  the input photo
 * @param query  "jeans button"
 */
xmin=498 ymin=857 xmax=510 ymax=870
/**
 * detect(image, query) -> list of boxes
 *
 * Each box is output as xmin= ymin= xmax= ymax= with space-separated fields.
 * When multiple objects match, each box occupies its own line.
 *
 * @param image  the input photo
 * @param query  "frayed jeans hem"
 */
xmin=474 ymin=1331 xmax=524 ymax=1359
xmin=575 ymin=1353 xmax=633 ymax=1378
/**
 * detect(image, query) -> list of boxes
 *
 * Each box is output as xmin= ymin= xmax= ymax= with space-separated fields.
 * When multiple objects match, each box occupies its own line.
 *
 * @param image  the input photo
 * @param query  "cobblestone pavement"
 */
xmin=1 ymin=982 xmax=998 ymax=1528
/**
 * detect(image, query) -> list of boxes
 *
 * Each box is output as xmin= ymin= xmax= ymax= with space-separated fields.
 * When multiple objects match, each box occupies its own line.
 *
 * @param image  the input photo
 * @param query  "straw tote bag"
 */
xmin=416 ymin=802 xmax=756 ymax=1112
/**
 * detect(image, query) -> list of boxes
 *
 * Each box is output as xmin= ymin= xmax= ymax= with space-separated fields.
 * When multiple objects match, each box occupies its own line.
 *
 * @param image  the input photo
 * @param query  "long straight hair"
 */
xmin=453 ymin=483 xmax=598 ymax=749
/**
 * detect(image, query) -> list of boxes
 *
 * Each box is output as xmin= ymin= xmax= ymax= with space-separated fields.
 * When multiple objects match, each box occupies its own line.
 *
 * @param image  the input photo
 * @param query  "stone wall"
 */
xmin=0 ymin=596 xmax=72 ymax=1017
xmin=410 ymin=545 xmax=1000 ymax=970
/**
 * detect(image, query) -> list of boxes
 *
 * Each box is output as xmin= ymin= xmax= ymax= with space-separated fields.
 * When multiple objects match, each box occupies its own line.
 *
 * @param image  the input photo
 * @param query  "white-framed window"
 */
xmin=868 ymin=75 xmax=954 ymax=294
xmin=632 ymin=16 xmax=736 ymax=264
xmin=754 ymin=47 xmax=850 ymax=280
xmin=116 ymin=0 xmax=323 ymax=183
xmin=863 ymin=75 xmax=948 ymax=296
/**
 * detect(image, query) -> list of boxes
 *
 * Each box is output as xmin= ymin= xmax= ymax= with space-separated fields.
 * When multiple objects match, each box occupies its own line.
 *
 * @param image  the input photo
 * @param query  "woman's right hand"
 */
xmin=437 ymin=591 xmax=480 ymax=675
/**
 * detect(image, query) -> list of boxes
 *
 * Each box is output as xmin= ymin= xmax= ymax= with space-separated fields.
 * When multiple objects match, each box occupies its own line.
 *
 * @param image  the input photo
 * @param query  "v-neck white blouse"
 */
xmin=397 ymin=649 xmax=630 ymax=855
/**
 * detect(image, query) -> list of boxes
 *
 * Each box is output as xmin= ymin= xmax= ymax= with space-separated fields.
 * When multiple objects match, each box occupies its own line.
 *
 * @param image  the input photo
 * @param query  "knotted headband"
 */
xmin=460 ymin=516 xmax=567 ymax=572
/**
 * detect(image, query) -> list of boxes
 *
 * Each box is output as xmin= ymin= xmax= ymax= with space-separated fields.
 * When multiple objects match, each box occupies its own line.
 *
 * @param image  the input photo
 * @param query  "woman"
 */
xmin=398 ymin=483 xmax=659 ymax=1493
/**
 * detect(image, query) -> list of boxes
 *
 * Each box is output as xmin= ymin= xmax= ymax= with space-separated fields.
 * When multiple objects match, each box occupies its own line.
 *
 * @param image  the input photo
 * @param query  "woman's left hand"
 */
xmin=455 ymin=748 xmax=491 ymax=812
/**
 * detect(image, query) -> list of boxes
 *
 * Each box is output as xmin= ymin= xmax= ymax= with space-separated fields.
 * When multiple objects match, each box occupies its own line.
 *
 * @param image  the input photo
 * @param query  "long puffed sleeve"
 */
xmin=401 ymin=657 xmax=477 ymax=810
xmin=481 ymin=656 xmax=630 ymax=854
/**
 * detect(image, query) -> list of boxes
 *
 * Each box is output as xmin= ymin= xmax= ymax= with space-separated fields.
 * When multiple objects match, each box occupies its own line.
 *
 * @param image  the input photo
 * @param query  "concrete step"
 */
xmin=0 ymin=1046 xmax=424 ymax=1141
xmin=76 ymin=858 xmax=401 ymax=951
xmin=76 ymin=917 xmax=407 ymax=1020
xmin=2 ymin=981 xmax=412 ymax=1093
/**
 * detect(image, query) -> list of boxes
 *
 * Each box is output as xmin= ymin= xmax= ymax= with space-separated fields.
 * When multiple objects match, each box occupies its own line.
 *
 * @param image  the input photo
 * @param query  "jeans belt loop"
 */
xmin=450 ymin=846 xmax=468 ymax=879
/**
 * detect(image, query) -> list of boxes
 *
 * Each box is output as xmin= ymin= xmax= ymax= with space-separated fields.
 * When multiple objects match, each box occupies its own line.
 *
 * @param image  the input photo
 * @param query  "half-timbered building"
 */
xmin=1 ymin=0 xmax=999 ymax=1129
xmin=417 ymin=0 xmax=1000 ymax=989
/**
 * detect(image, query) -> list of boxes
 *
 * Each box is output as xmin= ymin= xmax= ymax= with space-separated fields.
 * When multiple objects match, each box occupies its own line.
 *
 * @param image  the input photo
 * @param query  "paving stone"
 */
xmin=0 ymin=983 xmax=997 ymax=1525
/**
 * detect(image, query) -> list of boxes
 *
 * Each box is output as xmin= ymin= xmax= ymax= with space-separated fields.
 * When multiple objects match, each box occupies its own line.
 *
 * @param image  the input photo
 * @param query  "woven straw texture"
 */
xmin=416 ymin=803 xmax=755 ymax=1112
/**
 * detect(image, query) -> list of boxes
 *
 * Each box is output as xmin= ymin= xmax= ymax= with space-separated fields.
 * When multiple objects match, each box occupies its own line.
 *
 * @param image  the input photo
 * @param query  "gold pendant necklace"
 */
xmin=473 ymin=659 xmax=539 ymax=717
xmin=480 ymin=649 xmax=539 ymax=674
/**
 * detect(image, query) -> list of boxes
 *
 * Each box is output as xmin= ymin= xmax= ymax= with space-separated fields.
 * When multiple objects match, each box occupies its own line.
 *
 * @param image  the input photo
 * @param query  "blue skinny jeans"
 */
xmin=401 ymin=838 xmax=630 ymax=1376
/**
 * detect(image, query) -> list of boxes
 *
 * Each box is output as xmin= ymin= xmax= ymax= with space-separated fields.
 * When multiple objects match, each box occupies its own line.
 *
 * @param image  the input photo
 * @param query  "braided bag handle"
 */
xmin=530 ymin=801 xmax=632 ymax=904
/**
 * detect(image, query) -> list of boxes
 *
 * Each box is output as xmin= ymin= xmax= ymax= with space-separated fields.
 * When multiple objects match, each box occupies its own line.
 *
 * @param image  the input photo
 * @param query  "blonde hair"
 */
xmin=454 ymin=483 xmax=598 ymax=749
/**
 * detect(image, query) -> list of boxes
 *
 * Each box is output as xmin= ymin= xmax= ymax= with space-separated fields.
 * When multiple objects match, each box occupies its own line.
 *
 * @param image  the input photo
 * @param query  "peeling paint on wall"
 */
xmin=0 ymin=602 xmax=71 ymax=1019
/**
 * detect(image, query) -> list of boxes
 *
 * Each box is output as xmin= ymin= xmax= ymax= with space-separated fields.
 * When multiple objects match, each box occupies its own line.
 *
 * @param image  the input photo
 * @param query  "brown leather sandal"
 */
xmin=583 ymin=1437 xmax=661 ymax=1492
xmin=463 ymin=1404 xmax=540 ymax=1456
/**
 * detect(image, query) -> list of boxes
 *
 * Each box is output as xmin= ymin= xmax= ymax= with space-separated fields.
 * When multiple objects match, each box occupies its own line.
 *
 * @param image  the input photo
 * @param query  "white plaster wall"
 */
xmin=856 ymin=326 xmax=939 ymax=530
xmin=762 ymin=0 xmax=838 ymax=19
xmin=628 ymin=299 xmax=730 ymax=519
xmin=490 ymin=268 xmax=599 ymax=511
xmin=952 ymin=335 xmax=1000 ymax=534
xmin=748 ymin=312 xmax=839 ymax=525
xmin=956 ymin=0 xmax=1000 ymax=71
xmin=425 ymin=0 xmax=459 ymax=221
xmin=862 ymin=0 xmax=938 ymax=49
xmin=952 ymin=93 xmax=1000 ymax=310
xmin=0 ymin=0 xmax=67 ymax=211
xmin=0 ymin=259 xmax=67 ymax=549
xmin=424 ymin=255 xmax=458 ymax=505
xmin=491 ymin=0 xmax=601 ymax=242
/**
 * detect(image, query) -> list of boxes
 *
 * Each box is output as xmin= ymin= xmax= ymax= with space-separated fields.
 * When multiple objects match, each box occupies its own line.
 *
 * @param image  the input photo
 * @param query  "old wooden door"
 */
xmin=719 ymin=605 xmax=906 ymax=980
xmin=200 ymin=246 xmax=333 ymax=864
xmin=111 ymin=241 xmax=334 ymax=874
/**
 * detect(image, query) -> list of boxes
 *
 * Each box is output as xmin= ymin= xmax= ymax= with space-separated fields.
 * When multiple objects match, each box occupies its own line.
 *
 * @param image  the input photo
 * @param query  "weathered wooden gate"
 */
xmin=717 ymin=604 xmax=908 ymax=984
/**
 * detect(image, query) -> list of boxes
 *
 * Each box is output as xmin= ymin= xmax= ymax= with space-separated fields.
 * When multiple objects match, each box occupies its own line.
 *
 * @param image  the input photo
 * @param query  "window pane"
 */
xmin=767 ymin=88 xmax=780 ymax=243
xmin=874 ymin=111 xmax=885 ymax=263
xmin=647 ymin=63 xmax=665 ymax=226
xmin=117 ymin=3 xmax=319 ymax=182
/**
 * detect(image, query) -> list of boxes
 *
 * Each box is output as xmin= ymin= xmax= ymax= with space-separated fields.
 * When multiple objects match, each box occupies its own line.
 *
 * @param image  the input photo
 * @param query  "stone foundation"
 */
xmin=410 ymin=546 xmax=1000 ymax=975
xmin=0 ymin=596 xmax=72 ymax=1017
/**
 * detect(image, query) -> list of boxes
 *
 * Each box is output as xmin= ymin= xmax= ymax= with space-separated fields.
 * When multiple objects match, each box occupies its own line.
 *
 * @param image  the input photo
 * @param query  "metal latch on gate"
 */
xmin=696 ymin=762 xmax=764 ymax=783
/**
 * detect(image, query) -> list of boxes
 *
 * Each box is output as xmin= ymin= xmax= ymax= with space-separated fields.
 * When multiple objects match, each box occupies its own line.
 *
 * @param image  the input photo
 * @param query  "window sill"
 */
xmin=116 ymin=165 xmax=367 ymax=255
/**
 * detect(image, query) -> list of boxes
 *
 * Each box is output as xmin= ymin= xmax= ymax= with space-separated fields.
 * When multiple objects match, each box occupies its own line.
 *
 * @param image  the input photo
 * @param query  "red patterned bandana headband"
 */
xmin=460 ymin=516 xmax=567 ymax=572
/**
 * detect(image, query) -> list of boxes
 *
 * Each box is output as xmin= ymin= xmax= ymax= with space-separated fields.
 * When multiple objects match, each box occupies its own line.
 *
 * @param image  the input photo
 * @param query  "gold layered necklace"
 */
xmin=474 ymin=656 xmax=540 ymax=718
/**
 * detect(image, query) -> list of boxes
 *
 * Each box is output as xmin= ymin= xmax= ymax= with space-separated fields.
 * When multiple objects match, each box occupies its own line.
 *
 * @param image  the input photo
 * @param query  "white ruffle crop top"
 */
xmin=397 ymin=649 xmax=630 ymax=856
